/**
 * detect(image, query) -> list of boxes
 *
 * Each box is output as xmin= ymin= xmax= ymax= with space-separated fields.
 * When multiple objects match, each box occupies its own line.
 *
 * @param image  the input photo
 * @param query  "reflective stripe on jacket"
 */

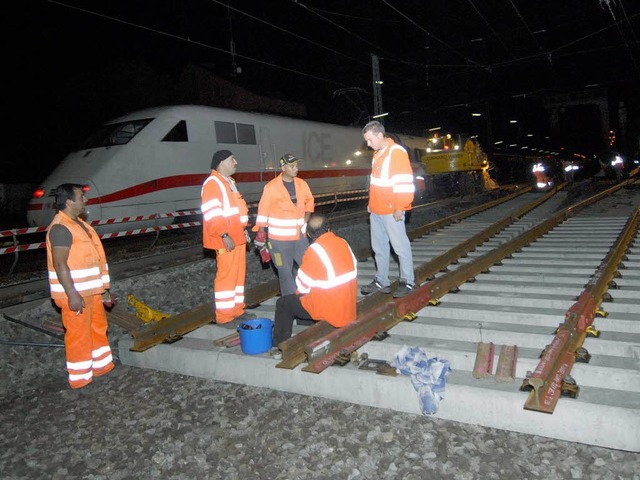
xmin=46 ymin=212 xmax=110 ymax=300
xmin=201 ymin=170 xmax=249 ymax=250
xmin=369 ymin=138 xmax=415 ymax=215
xmin=253 ymin=174 xmax=314 ymax=241
xmin=296 ymin=232 xmax=357 ymax=327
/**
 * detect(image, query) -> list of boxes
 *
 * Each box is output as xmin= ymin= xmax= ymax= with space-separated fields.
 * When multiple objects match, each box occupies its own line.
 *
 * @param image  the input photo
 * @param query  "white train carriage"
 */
xmin=28 ymin=105 xmax=431 ymax=232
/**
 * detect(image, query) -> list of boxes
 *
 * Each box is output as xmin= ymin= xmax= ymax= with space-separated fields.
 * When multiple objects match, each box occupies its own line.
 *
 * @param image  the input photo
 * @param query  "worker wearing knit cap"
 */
xmin=201 ymin=149 xmax=255 ymax=328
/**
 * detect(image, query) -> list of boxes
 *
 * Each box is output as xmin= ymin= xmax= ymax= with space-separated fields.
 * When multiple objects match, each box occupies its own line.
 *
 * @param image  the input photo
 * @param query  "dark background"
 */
xmin=5 ymin=0 xmax=640 ymax=184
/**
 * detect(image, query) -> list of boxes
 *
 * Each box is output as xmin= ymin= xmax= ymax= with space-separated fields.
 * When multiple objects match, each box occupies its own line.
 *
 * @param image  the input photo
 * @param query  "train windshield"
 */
xmin=78 ymin=118 xmax=153 ymax=150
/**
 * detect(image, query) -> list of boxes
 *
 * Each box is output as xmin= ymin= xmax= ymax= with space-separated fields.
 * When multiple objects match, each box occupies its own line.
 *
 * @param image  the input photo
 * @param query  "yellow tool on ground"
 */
xmin=127 ymin=294 xmax=171 ymax=323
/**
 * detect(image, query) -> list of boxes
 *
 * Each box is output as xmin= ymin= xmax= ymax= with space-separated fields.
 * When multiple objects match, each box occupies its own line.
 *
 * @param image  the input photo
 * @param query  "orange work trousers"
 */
xmin=214 ymin=245 xmax=246 ymax=324
xmin=59 ymin=294 xmax=114 ymax=389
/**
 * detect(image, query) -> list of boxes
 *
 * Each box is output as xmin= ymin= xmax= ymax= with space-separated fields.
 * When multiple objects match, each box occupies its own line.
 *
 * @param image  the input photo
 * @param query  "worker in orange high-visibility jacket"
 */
xmin=361 ymin=120 xmax=416 ymax=299
xmin=46 ymin=183 xmax=115 ymax=389
xmin=270 ymin=214 xmax=357 ymax=355
xmin=201 ymin=149 xmax=255 ymax=329
xmin=253 ymin=153 xmax=314 ymax=296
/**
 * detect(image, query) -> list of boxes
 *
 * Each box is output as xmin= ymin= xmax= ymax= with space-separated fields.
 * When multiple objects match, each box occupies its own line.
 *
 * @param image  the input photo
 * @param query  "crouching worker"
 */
xmin=46 ymin=183 xmax=115 ymax=389
xmin=270 ymin=214 xmax=358 ymax=358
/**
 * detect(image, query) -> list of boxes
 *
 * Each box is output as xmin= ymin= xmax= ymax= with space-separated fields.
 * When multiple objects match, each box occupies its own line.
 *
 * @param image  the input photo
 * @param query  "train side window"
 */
xmin=162 ymin=120 xmax=188 ymax=142
xmin=215 ymin=121 xmax=237 ymax=144
xmin=237 ymin=123 xmax=256 ymax=145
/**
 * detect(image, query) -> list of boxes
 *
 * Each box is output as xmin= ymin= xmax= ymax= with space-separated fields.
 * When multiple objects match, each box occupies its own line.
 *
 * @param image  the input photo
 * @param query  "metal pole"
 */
xmin=371 ymin=54 xmax=384 ymax=124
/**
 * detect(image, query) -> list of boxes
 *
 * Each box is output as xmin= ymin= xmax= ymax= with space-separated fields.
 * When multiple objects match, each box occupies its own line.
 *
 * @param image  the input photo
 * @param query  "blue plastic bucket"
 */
xmin=238 ymin=318 xmax=273 ymax=355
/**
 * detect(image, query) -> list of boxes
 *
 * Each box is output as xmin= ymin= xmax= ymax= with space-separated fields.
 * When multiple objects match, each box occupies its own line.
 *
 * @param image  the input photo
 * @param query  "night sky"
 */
xmin=6 ymin=0 xmax=640 ymax=184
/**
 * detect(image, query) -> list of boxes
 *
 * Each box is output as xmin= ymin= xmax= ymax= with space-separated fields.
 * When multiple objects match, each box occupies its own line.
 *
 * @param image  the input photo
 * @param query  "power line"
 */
xmin=47 ymin=0 xmax=353 ymax=88
xmin=380 ymin=0 xmax=487 ymax=70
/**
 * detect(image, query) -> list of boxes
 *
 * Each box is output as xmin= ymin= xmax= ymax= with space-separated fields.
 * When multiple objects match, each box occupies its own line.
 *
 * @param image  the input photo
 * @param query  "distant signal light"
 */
xmin=32 ymin=188 xmax=46 ymax=199
xmin=81 ymin=185 xmax=91 ymax=193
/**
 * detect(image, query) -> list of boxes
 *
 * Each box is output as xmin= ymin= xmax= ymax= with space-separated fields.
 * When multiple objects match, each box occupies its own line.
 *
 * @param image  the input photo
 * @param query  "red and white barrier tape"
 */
xmin=1 ymin=221 xmax=203 ymax=255
xmin=0 ymin=226 xmax=49 ymax=237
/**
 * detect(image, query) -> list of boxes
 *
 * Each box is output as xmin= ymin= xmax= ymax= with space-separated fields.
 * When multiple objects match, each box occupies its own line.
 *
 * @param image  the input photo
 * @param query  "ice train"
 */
xmin=27 ymin=105 xmax=434 ymax=231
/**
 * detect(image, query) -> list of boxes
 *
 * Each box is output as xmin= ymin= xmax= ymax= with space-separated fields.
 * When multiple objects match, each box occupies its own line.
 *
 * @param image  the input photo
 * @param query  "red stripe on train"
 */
xmin=27 ymin=169 xmax=370 ymax=210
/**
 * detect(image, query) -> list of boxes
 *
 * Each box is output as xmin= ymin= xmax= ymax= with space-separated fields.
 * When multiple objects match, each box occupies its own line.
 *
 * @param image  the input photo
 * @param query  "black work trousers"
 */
xmin=273 ymin=294 xmax=314 ymax=346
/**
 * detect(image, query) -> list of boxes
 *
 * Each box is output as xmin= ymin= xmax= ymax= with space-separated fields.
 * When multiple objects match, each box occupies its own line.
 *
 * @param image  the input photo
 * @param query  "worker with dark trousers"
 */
xmin=253 ymin=154 xmax=314 ymax=296
xmin=270 ymin=214 xmax=358 ymax=359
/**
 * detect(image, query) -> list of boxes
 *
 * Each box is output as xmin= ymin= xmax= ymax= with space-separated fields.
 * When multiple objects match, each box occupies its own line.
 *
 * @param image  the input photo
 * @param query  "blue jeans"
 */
xmin=370 ymin=212 xmax=414 ymax=286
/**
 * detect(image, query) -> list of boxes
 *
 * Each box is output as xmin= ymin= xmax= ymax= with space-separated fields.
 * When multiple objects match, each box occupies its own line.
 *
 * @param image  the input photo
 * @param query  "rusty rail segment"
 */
xmin=293 ymin=182 xmax=632 ymax=375
xmin=276 ymin=187 xmax=538 ymax=368
xmin=281 ymin=188 xmax=562 ymax=372
xmin=524 ymin=207 xmax=640 ymax=413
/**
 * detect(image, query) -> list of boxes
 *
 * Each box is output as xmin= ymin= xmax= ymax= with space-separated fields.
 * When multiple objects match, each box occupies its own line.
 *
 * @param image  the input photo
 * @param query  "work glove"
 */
xmin=254 ymin=230 xmax=267 ymax=248
xmin=244 ymin=229 xmax=251 ymax=244
xmin=259 ymin=246 xmax=271 ymax=264
xmin=102 ymin=291 xmax=115 ymax=309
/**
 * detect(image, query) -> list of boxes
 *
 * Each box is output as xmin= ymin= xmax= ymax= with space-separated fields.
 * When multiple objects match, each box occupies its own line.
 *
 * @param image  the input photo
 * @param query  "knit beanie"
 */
xmin=211 ymin=149 xmax=234 ymax=169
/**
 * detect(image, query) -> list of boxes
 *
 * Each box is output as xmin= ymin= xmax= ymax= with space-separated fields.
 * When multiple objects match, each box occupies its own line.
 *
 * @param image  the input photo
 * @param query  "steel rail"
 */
xmin=300 ymin=181 xmax=633 ymax=375
xmin=126 ymin=279 xmax=281 ymax=352
xmin=276 ymin=187 xmax=536 ymax=368
xmin=524 ymin=206 xmax=640 ymax=413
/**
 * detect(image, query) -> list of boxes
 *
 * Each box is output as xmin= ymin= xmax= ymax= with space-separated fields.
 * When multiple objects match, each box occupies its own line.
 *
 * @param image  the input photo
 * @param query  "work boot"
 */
xmin=234 ymin=311 xmax=257 ymax=323
xmin=361 ymin=280 xmax=391 ymax=295
xmin=218 ymin=318 xmax=242 ymax=330
xmin=393 ymin=281 xmax=415 ymax=298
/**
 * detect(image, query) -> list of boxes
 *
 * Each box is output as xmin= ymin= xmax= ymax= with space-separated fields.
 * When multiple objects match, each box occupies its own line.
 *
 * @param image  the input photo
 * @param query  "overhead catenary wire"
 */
xmin=609 ymin=0 xmax=640 ymax=79
xmin=209 ymin=0 xmax=370 ymax=68
xmin=466 ymin=0 xmax=516 ymax=60
xmin=44 ymin=1 xmax=640 ymax=122
xmin=47 ymin=0 xmax=354 ymax=89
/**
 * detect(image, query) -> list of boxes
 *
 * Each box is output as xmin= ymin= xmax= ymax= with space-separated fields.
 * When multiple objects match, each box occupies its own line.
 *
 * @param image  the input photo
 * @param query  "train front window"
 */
xmin=162 ymin=120 xmax=188 ymax=142
xmin=79 ymin=118 xmax=153 ymax=149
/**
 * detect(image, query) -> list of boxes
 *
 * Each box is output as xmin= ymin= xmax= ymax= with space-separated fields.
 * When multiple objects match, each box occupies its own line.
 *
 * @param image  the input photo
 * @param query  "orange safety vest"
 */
xmin=369 ymin=138 xmax=415 ymax=215
xmin=46 ymin=211 xmax=110 ymax=301
xmin=296 ymin=232 xmax=357 ymax=327
xmin=253 ymin=174 xmax=314 ymax=241
xmin=201 ymin=170 xmax=249 ymax=250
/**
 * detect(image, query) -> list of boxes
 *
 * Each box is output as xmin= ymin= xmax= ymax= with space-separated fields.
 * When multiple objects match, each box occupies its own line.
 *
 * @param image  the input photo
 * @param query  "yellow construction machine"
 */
xmin=420 ymin=132 xmax=498 ymax=196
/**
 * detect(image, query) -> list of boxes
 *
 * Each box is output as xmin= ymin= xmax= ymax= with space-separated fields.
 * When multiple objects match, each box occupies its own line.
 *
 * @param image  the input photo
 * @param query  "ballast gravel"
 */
xmin=1 ymin=187 xmax=639 ymax=479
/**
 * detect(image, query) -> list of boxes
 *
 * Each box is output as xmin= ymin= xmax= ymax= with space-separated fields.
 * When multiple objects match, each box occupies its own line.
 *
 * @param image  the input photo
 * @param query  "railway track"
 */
xmin=116 ymin=178 xmax=640 ymax=451
xmin=0 ymin=192 xmax=490 ymax=311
